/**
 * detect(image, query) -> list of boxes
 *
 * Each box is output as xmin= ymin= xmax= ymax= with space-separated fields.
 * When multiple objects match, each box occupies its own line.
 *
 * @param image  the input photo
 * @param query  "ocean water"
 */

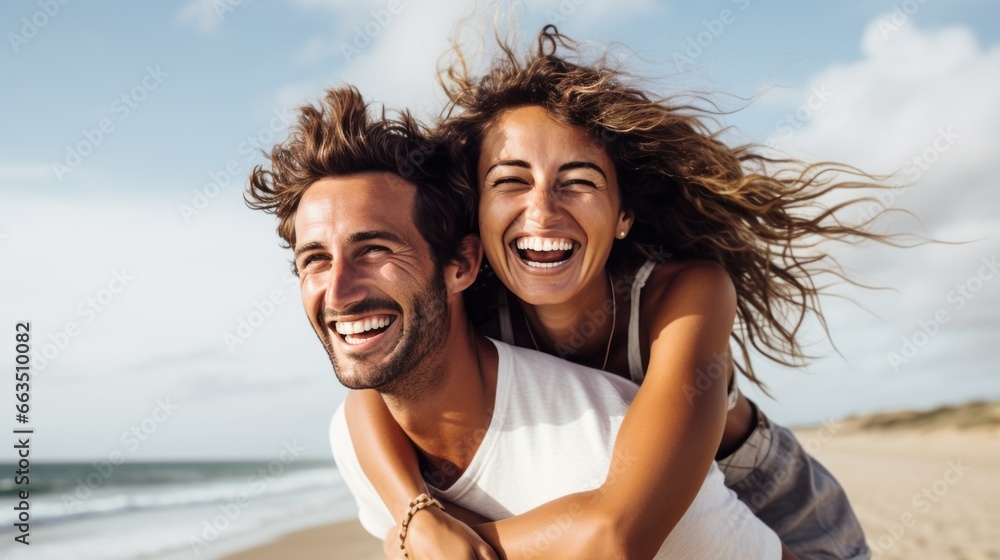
xmin=0 ymin=461 xmax=358 ymax=560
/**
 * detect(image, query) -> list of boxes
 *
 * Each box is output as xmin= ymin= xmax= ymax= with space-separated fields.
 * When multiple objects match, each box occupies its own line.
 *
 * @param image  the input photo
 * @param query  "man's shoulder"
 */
xmin=326 ymin=398 xmax=396 ymax=539
xmin=328 ymin=400 xmax=350 ymax=461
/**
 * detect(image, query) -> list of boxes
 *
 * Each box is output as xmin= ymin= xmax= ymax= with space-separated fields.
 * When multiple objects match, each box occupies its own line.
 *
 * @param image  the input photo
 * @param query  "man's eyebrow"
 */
xmin=484 ymin=159 xmax=531 ymax=176
xmin=294 ymin=232 xmax=406 ymax=258
xmin=347 ymin=231 xmax=405 ymax=245
xmin=559 ymin=161 xmax=607 ymax=179
xmin=294 ymin=241 xmax=325 ymax=259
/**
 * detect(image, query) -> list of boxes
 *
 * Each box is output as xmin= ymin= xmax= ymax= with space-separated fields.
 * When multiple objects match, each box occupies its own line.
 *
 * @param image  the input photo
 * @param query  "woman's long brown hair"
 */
xmin=436 ymin=25 xmax=913 ymax=389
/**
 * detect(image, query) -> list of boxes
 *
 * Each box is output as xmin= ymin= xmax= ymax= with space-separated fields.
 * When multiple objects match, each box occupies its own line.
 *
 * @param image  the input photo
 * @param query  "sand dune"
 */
xmin=794 ymin=402 xmax=1000 ymax=560
xmin=838 ymin=401 xmax=1000 ymax=432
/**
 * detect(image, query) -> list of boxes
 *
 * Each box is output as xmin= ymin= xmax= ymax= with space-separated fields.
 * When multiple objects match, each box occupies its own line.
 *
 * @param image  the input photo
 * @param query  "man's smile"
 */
xmin=334 ymin=314 xmax=397 ymax=345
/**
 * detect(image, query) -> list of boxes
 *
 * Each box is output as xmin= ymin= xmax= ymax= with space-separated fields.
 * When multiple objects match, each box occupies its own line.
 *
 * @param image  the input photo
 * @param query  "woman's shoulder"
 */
xmin=638 ymin=259 xmax=736 ymax=320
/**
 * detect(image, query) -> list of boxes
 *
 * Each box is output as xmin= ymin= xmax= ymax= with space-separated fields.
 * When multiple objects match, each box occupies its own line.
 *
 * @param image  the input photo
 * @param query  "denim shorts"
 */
xmin=717 ymin=402 xmax=871 ymax=559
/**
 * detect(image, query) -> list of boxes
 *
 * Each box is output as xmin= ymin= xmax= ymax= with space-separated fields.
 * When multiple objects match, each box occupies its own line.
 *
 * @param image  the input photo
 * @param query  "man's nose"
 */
xmin=524 ymin=185 xmax=561 ymax=228
xmin=324 ymin=257 xmax=367 ymax=312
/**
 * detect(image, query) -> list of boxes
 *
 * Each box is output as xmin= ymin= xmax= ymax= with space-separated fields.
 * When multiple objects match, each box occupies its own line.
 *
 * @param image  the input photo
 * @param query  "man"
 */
xmin=247 ymin=86 xmax=789 ymax=559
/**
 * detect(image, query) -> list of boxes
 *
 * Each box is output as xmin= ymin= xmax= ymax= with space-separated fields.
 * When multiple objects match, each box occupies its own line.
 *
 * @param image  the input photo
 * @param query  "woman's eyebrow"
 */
xmin=485 ymin=159 xmax=530 ymax=176
xmin=485 ymin=159 xmax=607 ymax=179
xmin=559 ymin=161 xmax=606 ymax=179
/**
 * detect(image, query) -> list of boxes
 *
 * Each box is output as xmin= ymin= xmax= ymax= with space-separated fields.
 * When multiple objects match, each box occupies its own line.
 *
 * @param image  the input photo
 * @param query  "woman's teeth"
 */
xmin=525 ymin=259 xmax=570 ymax=268
xmin=515 ymin=237 xmax=573 ymax=251
xmin=514 ymin=237 xmax=575 ymax=268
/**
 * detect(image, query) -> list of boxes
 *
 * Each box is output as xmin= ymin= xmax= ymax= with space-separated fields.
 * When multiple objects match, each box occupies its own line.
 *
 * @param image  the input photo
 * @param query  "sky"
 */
xmin=2 ymin=0 xmax=999 ymax=461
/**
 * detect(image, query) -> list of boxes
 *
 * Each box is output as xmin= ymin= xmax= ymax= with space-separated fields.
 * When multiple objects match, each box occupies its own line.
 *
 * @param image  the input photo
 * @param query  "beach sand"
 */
xmin=219 ymin=518 xmax=383 ymax=560
xmin=224 ymin=402 xmax=1000 ymax=560
xmin=797 ymin=401 xmax=1000 ymax=559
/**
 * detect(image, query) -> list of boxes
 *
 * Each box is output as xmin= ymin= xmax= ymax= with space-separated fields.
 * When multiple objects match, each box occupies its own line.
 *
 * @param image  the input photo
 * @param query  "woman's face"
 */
xmin=477 ymin=105 xmax=633 ymax=306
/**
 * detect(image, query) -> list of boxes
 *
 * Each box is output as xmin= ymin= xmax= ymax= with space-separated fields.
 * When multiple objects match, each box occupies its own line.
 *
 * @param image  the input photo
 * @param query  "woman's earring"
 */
xmin=619 ymin=231 xmax=626 ymax=238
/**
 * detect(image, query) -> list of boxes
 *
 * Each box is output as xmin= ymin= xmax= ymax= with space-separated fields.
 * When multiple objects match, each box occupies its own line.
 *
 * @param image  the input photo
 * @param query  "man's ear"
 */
xmin=444 ymin=234 xmax=483 ymax=294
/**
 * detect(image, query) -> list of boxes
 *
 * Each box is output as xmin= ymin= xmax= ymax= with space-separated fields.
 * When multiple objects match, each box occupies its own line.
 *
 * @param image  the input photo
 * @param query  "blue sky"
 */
xmin=2 ymin=0 xmax=999 ymax=460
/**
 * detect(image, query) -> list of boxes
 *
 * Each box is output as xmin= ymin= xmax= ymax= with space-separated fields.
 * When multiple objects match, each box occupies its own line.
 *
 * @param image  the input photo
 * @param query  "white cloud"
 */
xmin=284 ymin=0 xmax=667 ymax=119
xmin=750 ymin=17 xmax=1000 ymax=424
xmin=758 ymin=17 xmax=1000 ymax=274
xmin=522 ymin=0 xmax=662 ymax=30
xmin=281 ymin=0 xmax=480 ymax=118
xmin=773 ymin=18 xmax=1000 ymax=226
xmin=177 ymin=0 xmax=226 ymax=34
xmin=290 ymin=0 xmax=388 ymax=11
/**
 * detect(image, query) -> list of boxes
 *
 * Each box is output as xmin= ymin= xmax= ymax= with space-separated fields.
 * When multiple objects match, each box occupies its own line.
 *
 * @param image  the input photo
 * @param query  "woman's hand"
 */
xmin=384 ymin=507 xmax=499 ymax=560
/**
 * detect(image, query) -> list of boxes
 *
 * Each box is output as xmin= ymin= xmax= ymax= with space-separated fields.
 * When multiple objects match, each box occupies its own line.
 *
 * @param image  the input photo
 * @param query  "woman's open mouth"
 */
xmin=513 ymin=236 xmax=577 ymax=269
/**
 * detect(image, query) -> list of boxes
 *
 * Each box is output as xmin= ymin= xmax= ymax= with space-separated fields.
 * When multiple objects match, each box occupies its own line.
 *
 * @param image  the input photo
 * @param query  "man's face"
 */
xmin=293 ymin=172 xmax=449 ymax=391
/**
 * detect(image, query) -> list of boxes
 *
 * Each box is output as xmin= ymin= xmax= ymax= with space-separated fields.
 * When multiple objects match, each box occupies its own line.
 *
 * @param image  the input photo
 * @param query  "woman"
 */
xmin=346 ymin=26 xmax=886 ymax=559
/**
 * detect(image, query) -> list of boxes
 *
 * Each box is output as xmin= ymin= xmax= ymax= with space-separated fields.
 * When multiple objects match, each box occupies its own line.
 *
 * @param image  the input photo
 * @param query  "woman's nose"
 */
xmin=524 ymin=186 xmax=561 ymax=227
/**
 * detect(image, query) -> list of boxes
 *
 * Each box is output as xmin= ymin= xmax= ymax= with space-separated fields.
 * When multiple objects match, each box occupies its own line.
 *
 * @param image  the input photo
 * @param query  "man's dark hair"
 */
xmin=246 ymin=86 xmax=475 ymax=269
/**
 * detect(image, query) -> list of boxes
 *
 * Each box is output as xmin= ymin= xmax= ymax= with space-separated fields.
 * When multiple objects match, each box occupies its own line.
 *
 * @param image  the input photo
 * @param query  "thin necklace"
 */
xmin=524 ymin=270 xmax=617 ymax=371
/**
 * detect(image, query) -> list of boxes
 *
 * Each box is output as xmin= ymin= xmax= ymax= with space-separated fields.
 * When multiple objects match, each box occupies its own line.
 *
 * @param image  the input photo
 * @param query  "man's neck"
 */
xmin=382 ymin=327 xmax=498 ymax=489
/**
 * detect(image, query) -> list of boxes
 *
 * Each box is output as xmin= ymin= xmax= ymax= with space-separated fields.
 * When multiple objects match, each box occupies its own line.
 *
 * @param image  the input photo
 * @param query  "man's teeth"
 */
xmin=515 ymin=237 xmax=573 ymax=252
xmin=334 ymin=316 xmax=392 ymax=336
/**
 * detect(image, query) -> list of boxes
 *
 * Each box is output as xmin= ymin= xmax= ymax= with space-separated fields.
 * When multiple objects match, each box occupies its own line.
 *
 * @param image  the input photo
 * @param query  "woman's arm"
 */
xmin=344 ymin=389 xmax=429 ymax=517
xmin=470 ymin=262 xmax=736 ymax=559
xmin=344 ymin=390 xmax=499 ymax=560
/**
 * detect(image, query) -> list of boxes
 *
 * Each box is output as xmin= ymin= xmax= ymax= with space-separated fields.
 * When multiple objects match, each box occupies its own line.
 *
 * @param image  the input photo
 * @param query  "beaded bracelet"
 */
xmin=399 ymin=493 xmax=445 ymax=558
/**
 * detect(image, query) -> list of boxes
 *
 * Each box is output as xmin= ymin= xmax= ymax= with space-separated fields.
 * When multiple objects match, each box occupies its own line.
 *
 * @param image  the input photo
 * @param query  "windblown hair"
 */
xmin=437 ymin=26 xmax=907 ymax=388
xmin=246 ymin=86 xmax=475 ymax=269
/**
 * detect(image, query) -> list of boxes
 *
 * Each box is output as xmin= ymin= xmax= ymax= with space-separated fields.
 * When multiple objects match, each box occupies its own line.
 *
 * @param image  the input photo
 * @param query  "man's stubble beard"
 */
xmin=319 ymin=272 xmax=450 ymax=401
